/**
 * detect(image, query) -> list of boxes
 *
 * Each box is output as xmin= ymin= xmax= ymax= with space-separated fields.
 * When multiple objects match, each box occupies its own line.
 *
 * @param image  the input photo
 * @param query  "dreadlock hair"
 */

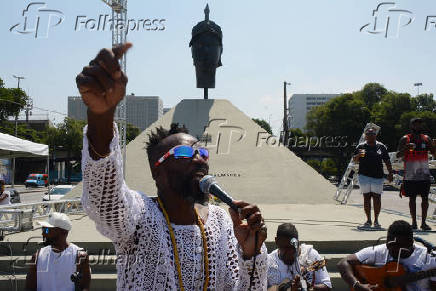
xmin=146 ymin=123 xmax=189 ymax=167
xmin=276 ymin=223 xmax=299 ymax=240
xmin=387 ymin=220 xmax=413 ymax=241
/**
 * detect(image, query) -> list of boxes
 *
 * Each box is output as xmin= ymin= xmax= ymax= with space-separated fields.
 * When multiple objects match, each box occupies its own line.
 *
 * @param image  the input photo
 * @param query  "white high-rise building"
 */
xmin=288 ymin=94 xmax=340 ymax=131
xmin=68 ymin=95 xmax=163 ymax=131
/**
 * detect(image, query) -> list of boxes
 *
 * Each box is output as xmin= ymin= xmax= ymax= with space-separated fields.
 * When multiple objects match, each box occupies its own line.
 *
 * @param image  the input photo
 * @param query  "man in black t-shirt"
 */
xmin=353 ymin=128 xmax=393 ymax=228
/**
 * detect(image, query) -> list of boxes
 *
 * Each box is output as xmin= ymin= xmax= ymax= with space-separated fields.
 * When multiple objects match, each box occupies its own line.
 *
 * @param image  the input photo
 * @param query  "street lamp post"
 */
xmin=283 ymin=81 xmax=291 ymax=146
xmin=11 ymin=75 xmax=25 ymax=188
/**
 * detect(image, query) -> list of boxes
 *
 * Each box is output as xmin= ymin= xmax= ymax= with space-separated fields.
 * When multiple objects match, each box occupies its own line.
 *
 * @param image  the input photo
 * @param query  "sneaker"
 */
xmin=412 ymin=223 xmax=418 ymax=230
xmin=421 ymin=224 xmax=432 ymax=231
xmin=374 ymin=222 xmax=382 ymax=229
xmin=363 ymin=221 xmax=372 ymax=228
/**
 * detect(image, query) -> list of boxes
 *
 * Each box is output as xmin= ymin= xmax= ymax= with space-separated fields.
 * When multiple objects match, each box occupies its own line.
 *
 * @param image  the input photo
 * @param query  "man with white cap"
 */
xmin=25 ymin=212 xmax=91 ymax=291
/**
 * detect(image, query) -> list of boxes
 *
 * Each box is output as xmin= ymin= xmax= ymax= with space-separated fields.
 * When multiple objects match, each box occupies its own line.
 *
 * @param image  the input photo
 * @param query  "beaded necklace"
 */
xmin=157 ymin=197 xmax=209 ymax=291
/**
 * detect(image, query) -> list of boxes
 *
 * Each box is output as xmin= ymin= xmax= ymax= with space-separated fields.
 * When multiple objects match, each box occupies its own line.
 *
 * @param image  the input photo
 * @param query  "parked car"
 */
xmin=42 ymin=185 xmax=75 ymax=201
xmin=8 ymin=188 xmax=21 ymax=203
xmin=25 ymin=174 xmax=49 ymax=188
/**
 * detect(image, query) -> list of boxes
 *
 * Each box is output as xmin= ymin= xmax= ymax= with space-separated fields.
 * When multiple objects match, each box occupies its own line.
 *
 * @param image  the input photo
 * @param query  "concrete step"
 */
xmin=1 ymin=272 xmax=346 ymax=291
xmin=0 ymin=253 xmax=350 ymax=275
xmin=0 ymin=240 xmax=380 ymax=257
xmin=0 ymin=273 xmax=117 ymax=291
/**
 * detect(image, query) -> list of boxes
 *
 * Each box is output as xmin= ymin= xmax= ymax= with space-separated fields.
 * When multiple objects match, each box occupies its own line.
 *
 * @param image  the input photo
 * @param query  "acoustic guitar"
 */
xmin=268 ymin=259 xmax=327 ymax=291
xmin=352 ymin=262 xmax=436 ymax=291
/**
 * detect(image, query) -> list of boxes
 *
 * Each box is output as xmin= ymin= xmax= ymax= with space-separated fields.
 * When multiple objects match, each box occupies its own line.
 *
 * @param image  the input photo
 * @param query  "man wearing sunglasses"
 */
xmin=353 ymin=127 xmax=393 ymax=229
xmin=76 ymin=43 xmax=268 ymax=290
xmin=25 ymin=212 xmax=91 ymax=291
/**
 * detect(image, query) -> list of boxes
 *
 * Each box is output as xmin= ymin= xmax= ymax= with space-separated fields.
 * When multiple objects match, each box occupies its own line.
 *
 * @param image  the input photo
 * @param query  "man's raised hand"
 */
xmin=76 ymin=43 xmax=132 ymax=115
xmin=229 ymin=200 xmax=267 ymax=259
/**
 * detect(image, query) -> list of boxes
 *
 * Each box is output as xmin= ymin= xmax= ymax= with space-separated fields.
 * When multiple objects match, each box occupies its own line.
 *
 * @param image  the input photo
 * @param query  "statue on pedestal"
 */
xmin=189 ymin=4 xmax=223 ymax=99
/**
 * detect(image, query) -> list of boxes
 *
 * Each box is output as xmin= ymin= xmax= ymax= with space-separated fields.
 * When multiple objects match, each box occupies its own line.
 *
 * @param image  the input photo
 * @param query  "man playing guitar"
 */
xmin=267 ymin=223 xmax=332 ymax=290
xmin=337 ymin=220 xmax=436 ymax=290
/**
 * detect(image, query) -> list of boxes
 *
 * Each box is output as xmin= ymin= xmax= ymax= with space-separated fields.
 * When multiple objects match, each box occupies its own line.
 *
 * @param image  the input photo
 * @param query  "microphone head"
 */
xmin=199 ymin=175 xmax=216 ymax=194
xmin=290 ymin=238 xmax=299 ymax=249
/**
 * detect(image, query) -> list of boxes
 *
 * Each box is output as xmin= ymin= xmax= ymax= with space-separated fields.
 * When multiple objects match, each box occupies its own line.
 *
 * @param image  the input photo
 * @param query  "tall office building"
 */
xmin=68 ymin=95 xmax=163 ymax=131
xmin=68 ymin=96 xmax=88 ymax=121
xmin=288 ymin=94 xmax=340 ymax=131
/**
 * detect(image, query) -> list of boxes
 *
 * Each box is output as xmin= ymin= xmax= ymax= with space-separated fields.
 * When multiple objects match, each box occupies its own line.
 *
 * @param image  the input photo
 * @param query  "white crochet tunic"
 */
xmin=81 ymin=125 xmax=268 ymax=290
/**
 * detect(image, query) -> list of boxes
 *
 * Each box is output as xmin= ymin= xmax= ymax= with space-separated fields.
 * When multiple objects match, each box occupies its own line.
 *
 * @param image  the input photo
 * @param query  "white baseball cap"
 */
xmin=37 ymin=212 xmax=72 ymax=231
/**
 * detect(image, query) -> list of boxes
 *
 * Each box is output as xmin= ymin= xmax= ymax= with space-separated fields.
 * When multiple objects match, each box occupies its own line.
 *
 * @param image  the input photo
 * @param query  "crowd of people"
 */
xmin=22 ymin=43 xmax=436 ymax=290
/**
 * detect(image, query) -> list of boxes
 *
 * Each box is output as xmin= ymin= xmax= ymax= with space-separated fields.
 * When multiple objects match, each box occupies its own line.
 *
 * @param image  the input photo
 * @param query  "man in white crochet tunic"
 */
xmin=76 ymin=43 xmax=268 ymax=290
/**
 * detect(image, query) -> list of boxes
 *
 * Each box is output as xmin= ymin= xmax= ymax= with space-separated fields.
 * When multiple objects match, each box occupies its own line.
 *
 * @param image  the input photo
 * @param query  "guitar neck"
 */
xmin=403 ymin=268 xmax=436 ymax=284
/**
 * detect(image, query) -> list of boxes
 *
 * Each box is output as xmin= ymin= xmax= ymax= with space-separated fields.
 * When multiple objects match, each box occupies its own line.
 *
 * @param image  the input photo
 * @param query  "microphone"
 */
xmin=199 ymin=175 xmax=239 ymax=212
xmin=414 ymin=236 xmax=435 ymax=254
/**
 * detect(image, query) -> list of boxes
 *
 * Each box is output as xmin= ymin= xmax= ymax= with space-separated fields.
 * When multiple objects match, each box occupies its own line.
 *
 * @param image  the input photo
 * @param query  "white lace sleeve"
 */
xmin=220 ymin=208 xmax=268 ymax=290
xmin=81 ymin=124 xmax=145 ymax=243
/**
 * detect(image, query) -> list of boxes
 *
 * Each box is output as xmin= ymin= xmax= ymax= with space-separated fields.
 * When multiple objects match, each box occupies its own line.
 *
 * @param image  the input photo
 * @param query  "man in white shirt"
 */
xmin=25 ymin=212 xmax=91 ymax=291
xmin=75 ymin=43 xmax=268 ymax=290
xmin=267 ymin=223 xmax=332 ymax=290
xmin=337 ymin=220 xmax=436 ymax=291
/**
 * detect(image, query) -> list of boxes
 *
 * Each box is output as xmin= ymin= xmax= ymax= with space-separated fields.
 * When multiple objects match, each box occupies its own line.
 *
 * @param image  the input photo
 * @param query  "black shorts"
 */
xmin=403 ymin=180 xmax=431 ymax=197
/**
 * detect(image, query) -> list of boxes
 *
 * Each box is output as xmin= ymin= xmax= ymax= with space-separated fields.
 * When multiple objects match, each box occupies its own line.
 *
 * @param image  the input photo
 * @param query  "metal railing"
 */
xmin=0 ymin=199 xmax=83 ymax=234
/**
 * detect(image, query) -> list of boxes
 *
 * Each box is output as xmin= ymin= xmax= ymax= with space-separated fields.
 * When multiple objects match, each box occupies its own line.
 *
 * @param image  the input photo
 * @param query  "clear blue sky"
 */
xmin=1 ymin=0 xmax=435 ymax=134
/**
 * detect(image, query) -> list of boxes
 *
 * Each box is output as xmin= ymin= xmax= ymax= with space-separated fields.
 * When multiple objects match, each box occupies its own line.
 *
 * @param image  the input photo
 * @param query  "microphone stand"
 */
xmin=249 ymin=231 xmax=259 ymax=289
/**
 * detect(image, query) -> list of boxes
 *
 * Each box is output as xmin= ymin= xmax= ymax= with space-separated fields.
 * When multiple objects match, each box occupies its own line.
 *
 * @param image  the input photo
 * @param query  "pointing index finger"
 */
xmin=113 ymin=42 xmax=133 ymax=60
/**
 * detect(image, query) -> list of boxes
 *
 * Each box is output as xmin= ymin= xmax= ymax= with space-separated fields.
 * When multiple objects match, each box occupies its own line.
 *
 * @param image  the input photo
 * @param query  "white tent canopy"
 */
xmin=0 ymin=132 xmax=49 ymax=158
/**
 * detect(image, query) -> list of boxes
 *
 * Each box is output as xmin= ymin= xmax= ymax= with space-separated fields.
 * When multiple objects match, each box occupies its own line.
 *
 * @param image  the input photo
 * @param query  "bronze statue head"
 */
xmin=189 ymin=4 xmax=223 ymax=89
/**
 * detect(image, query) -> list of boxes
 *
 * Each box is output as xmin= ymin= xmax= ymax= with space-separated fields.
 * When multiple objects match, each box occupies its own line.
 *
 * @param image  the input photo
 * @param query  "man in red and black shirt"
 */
xmin=397 ymin=118 xmax=436 ymax=231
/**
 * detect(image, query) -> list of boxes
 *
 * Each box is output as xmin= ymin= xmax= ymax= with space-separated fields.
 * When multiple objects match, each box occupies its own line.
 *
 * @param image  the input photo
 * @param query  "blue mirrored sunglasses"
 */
xmin=155 ymin=145 xmax=209 ymax=167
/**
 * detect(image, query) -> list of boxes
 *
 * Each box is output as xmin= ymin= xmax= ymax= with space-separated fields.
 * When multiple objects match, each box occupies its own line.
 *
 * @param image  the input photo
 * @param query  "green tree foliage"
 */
xmin=252 ymin=118 xmax=272 ymax=134
xmin=356 ymin=83 xmax=387 ymax=110
xmin=45 ymin=118 xmax=86 ymax=183
xmin=320 ymin=158 xmax=337 ymax=178
xmin=372 ymin=92 xmax=413 ymax=150
xmin=411 ymin=94 xmax=435 ymax=112
xmin=306 ymin=83 xmax=436 ymax=178
xmin=0 ymin=78 xmax=28 ymax=121
xmin=289 ymin=128 xmax=304 ymax=137
xmin=306 ymin=93 xmax=370 ymax=144
xmin=126 ymin=123 xmax=140 ymax=144
xmin=306 ymin=159 xmax=321 ymax=172
xmin=0 ymin=121 xmax=47 ymax=143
